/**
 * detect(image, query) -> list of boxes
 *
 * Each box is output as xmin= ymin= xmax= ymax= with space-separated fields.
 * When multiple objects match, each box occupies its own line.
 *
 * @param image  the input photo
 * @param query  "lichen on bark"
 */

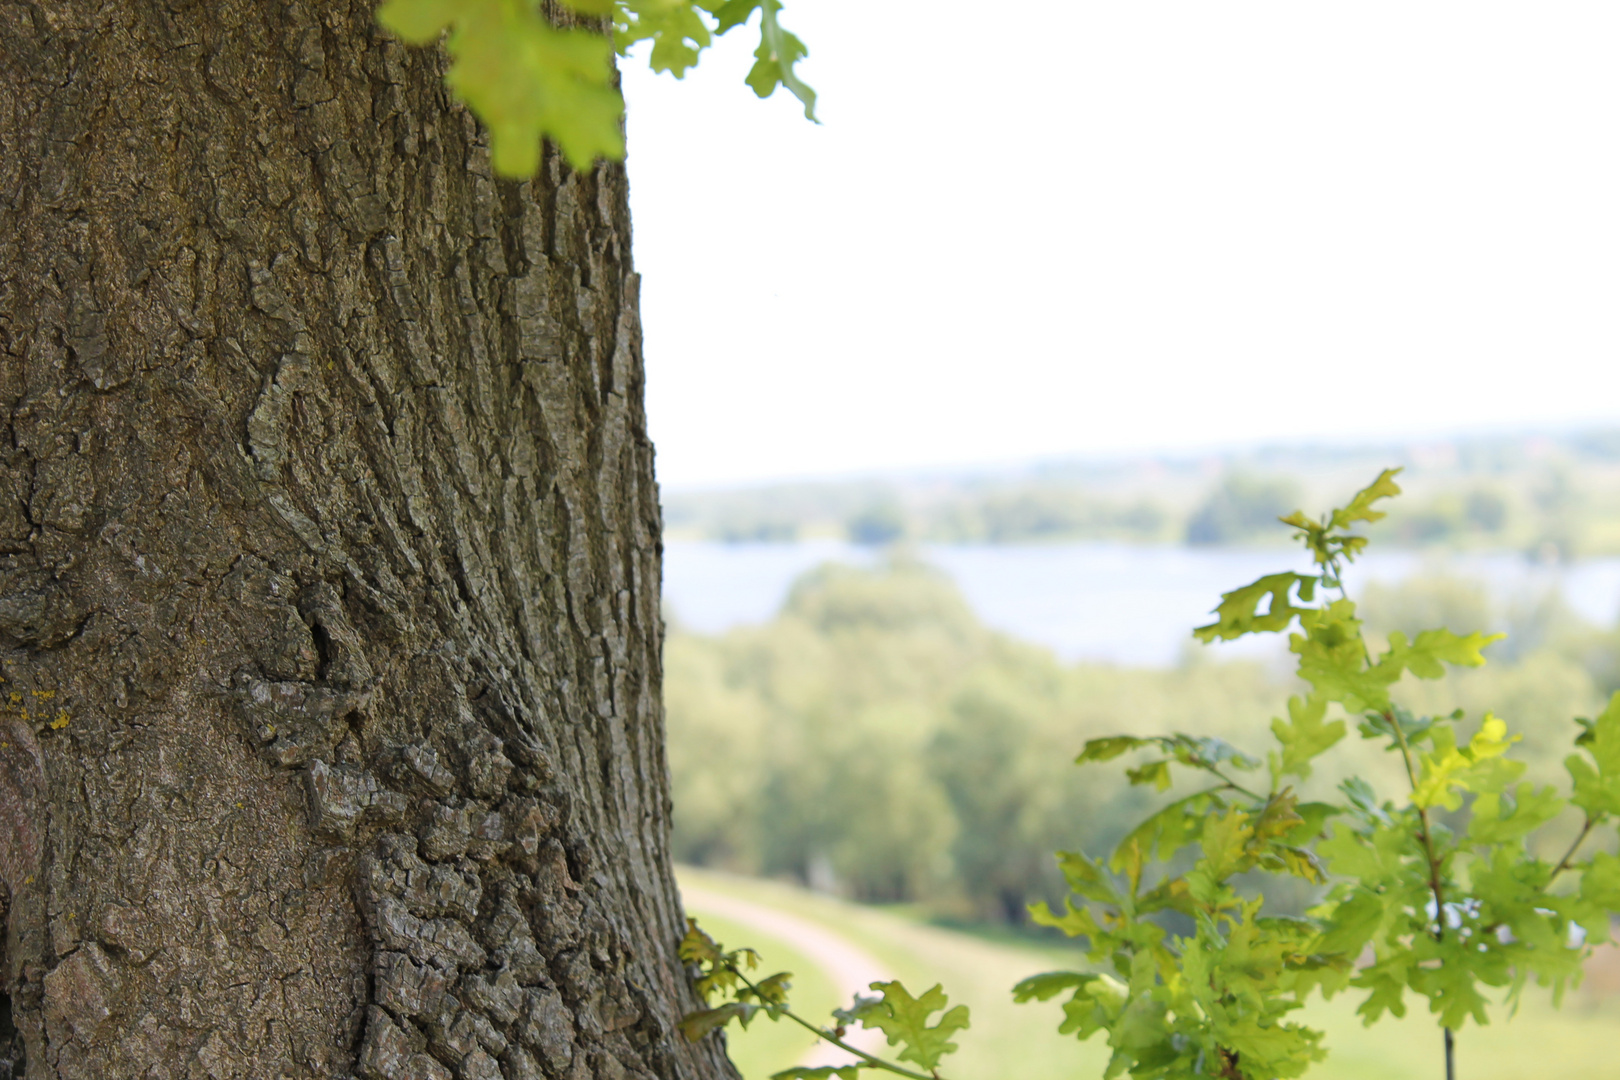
xmin=0 ymin=2 xmax=730 ymax=1078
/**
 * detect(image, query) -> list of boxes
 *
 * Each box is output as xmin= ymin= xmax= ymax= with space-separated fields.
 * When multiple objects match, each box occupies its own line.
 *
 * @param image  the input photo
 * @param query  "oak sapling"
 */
xmin=676 ymin=471 xmax=1619 ymax=1080
xmin=1020 ymin=469 xmax=1620 ymax=1080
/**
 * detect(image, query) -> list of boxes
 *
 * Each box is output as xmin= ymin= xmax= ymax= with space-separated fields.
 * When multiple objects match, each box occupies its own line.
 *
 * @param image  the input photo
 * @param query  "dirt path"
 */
xmin=680 ymin=884 xmax=894 ymax=1068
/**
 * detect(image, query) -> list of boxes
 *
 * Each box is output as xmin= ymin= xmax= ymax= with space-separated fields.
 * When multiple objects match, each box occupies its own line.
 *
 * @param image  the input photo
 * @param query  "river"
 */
xmin=662 ymin=540 xmax=1620 ymax=667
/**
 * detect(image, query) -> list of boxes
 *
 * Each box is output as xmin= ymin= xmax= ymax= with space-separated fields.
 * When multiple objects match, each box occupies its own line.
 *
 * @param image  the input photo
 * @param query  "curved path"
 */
xmin=679 ymin=884 xmax=894 ymax=1068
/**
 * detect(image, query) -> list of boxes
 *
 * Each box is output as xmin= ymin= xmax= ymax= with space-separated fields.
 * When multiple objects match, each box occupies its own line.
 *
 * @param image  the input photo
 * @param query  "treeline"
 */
xmin=661 ymin=428 xmax=1620 ymax=555
xmin=663 ymin=559 xmax=1620 ymax=924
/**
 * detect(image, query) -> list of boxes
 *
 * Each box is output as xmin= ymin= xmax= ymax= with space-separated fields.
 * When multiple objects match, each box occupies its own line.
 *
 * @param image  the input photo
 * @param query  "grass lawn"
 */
xmin=678 ymin=865 xmax=1620 ymax=1080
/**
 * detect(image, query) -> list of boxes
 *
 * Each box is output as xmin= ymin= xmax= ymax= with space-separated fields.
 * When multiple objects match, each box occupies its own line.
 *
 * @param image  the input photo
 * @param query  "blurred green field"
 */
xmin=678 ymin=866 xmax=1620 ymax=1080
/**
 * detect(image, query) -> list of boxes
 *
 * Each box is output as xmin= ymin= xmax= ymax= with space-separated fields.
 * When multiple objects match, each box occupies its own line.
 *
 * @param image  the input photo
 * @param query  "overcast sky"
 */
xmin=621 ymin=1 xmax=1620 ymax=491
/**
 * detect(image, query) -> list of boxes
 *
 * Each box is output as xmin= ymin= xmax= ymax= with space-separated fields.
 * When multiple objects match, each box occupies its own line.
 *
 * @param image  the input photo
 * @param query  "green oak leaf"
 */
xmin=1316 ymin=822 xmax=1405 ymax=885
xmin=749 ymin=971 xmax=793 ymax=1006
xmin=1380 ymin=628 xmax=1504 ymax=680
xmin=1270 ymin=693 xmax=1346 ymax=783
xmin=1058 ymin=979 xmax=1125 ymax=1042
xmin=1126 ymin=759 xmax=1172 ymax=791
xmin=1412 ymin=716 xmax=1524 ymax=811
xmin=1314 ymin=890 xmax=1387 ymax=958
xmin=1134 ymin=874 xmax=1196 ymax=916
xmin=1410 ymin=938 xmax=1495 ymax=1029
xmin=1567 ymin=692 xmax=1620 ymax=816
xmin=715 ymin=0 xmax=817 ymax=117
xmin=1194 ymin=572 xmax=1317 ymax=642
xmin=772 ymin=1068 xmax=862 ymax=1080
xmin=1054 ymin=849 xmax=1123 ymax=906
xmin=1284 ymin=801 xmax=1341 ymax=845
xmin=1188 ymin=806 xmax=1254 ymax=903
xmin=377 ymin=0 xmax=624 ymax=175
xmin=1330 ymin=468 xmax=1404 ymax=531
xmin=1077 ymin=735 xmax=1151 ymax=763
xmin=1281 ymin=468 xmax=1402 ymax=568
xmin=1353 ymin=952 xmax=1413 ymax=1024
xmin=855 ymin=981 xmax=970 ymax=1072
xmin=1028 ymin=897 xmax=1102 ymax=942
xmin=1108 ymin=790 xmax=1222 ymax=872
xmin=1578 ymin=851 xmax=1620 ymax=943
xmin=1291 ymin=601 xmax=1396 ymax=713
xmin=1025 ymin=972 xmax=1126 ymax=1043
xmin=1012 ymin=971 xmax=1099 ymax=1003
xmin=615 ymin=0 xmax=716 ymax=76
xmin=677 ymin=1001 xmax=755 ymax=1040
xmin=1468 ymin=783 xmax=1563 ymax=845
xmin=1339 ymin=775 xmax=1392 ymax=825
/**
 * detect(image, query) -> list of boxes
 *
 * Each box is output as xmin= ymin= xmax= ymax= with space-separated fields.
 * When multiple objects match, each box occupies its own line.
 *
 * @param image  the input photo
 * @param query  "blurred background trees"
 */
xmin=663 ymin=555 xmax=1620 ymax=925
xmin=663 ymin=430 xmax=1620 ymax=556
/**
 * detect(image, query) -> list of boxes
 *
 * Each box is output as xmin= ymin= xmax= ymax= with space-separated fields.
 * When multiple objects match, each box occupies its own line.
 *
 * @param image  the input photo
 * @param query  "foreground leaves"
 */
xmin=377 ymin=0 xmax=816 ymax=175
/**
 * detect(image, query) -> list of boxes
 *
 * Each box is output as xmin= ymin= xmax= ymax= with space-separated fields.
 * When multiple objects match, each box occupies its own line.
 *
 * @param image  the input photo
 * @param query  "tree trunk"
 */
xmin=0 ymin=4 xmax=732 ymax=1079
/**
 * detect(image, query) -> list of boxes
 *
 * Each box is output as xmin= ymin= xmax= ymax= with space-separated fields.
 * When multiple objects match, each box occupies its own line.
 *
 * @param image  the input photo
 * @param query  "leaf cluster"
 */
xmin=376 ymin=0 xmax=815 ymax=176
xmin=676 ymin=919 xmax=785 ymax=1040
xmin=1022 ymin=471 xmax=1620 ymax=1078
xmin=677 ymin=919 xmax=970 ymax=1080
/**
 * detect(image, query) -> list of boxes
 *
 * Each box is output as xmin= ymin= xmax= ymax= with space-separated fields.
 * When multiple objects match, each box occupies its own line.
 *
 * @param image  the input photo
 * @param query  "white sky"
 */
xmin=622 ymin=1 xmax=1620 ymax=491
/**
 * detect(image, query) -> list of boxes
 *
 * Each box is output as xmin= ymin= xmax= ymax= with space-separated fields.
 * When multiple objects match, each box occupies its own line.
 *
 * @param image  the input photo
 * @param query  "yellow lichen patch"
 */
xmin=50 ymin=709 xmax=69 ymax=730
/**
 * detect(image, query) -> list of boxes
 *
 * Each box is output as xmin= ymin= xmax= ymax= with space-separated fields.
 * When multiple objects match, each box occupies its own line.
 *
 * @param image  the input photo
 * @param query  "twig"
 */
xmin=1388 ymin=710 xmax=1457 ymax=1080
xmin=1548 ymin=815 xmax=1596 ymax=886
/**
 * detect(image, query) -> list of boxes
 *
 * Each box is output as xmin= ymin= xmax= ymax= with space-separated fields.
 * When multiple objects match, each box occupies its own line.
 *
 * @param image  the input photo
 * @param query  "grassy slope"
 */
xmin=678 ymin=866 xmax=1620 ymax=1080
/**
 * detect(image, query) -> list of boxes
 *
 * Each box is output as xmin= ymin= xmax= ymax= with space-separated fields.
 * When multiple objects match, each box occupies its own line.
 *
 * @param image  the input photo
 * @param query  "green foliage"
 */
xmin=1023 ymin=471 xmax=1620 ymax=1078
xmin=376 ymin=0 xmax=814 ymax=176
xmin=678 ymin=920 xmax=969 ymax=1080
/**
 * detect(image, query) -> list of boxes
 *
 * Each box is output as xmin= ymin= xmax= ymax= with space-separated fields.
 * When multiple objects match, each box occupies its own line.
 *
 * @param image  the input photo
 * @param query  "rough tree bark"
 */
xmin=0 ymin=3 xmax=734 ymax=1079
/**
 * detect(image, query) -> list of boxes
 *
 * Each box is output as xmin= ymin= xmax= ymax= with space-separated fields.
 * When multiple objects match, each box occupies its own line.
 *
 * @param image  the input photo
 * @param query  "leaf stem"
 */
xmin=1548 ymin=815 xmax=1597 ymax=886
xmin=1388 ymin=710 xmax=1459 ymax=1080
xmin=1205 ymin=763 xmax=1265 ymax=801
xmin=1388 ymin=712 xmax=1448 ymax=941
xmin=728 ymin=966 xmax=945 ymax=1080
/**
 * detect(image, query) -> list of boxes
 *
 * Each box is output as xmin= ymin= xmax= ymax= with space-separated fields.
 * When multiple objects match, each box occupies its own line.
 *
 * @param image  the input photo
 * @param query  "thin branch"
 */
xmin=1389 ymin=710 xmax=1459 ymax=1080
xmin=1388 ymin=711 xmax=1448 ymax=943
xmin=1203 ymin=763 xmax=1265 ymax=801
xmin=1548 ymin=815 xmax=1597 ymax=886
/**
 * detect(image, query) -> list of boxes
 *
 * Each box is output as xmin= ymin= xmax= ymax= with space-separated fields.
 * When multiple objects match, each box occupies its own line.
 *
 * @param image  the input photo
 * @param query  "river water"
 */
xmin=663 ymin=540 xmax=1620 ymax=667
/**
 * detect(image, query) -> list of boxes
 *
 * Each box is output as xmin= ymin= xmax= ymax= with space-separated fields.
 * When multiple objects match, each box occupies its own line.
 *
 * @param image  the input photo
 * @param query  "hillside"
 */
xmin=678 ymin=867 xmax=1620 ymax=1080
